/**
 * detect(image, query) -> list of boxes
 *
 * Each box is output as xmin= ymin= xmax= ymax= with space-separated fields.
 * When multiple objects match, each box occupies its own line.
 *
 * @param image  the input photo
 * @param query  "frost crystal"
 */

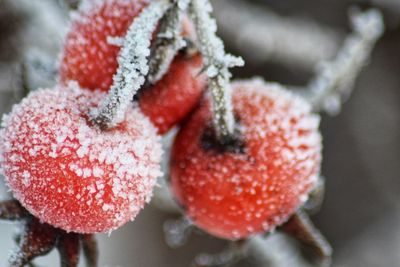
xmin=307 ymin=9 xmax=384 ymax=115
xmin=189 ymin=0 xmax=244 ymax=140
xmin=93 ymin=0 xmax=171 ymax=129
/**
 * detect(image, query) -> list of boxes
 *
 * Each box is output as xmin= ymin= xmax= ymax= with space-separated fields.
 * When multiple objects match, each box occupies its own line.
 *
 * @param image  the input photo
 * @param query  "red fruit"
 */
xmin=139 ymin=53 xmax=206 ymax=134
xmin=59 ymin=0 xmax=206 ymax=134
xmin=0 ymin=83 xmax=162 ymax=233
xmin=170 ymin=79 xmax=322 ymax=240
xmin=59 ymin=0 xmax=150 ymax=91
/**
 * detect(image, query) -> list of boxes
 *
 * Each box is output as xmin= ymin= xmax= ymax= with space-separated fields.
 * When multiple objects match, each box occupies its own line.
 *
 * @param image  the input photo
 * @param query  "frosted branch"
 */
xmin=307 ymin=9 xmax=384 ymax=115
xmin=92 ymin=0 xmax=171 ymax=129
xmin=212 ymin=0 xmax=340 ymax=70
xmin=189 ymin=0 xmax=244 ymax=140
xmin=147 ymin=0 xmax=190 ymax=84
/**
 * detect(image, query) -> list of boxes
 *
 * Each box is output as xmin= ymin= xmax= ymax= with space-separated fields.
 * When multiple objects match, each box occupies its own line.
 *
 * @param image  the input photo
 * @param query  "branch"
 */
xmin=306 ymin=9 xmax=384 ymax=115
xmin=92 ymin=0 xmax=171 ymax=129
xmin=147 ymin=0 xmax=190 ymax=84
xmin=189 ymin=0 xmax=244 ymax=141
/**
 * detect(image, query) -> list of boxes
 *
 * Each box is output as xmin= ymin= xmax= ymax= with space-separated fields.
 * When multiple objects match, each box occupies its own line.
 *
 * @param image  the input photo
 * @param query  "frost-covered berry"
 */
xmin=139 ymin=53 xmax=206 ymax=134
xmin=59 ymin=0 xmax=150 ymax=91
xmin=170 ymin=79 xmax=322 ymax=240
xmin=0 ymin=83 xmax=162 ymax=234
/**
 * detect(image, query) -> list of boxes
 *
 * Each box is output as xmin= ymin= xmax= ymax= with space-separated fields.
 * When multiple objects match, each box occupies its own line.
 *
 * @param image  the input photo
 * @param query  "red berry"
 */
xmin=139 ymin=53 xmax=206 ymax=134
xmin=59 ymin=0 xmax=206 ymax=134
xmin=0 ymin=83 xmax=162 ymax=233
xmin=170 ymin=79 xmax=322 ymax=240
xmin=59 ymin=0 xmax=150 ymax=91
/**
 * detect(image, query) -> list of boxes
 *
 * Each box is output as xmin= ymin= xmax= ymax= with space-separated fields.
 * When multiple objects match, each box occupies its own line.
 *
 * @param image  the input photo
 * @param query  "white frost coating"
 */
xmin=147 ymin=0 xmax=190 ymax=84
xmin=93 ymin=0 xmax=171 ymax=129
xmin=189 ymin=0 xmax=244 ymax=140
xmin=307 ymin=9 xmax=384 ymax=115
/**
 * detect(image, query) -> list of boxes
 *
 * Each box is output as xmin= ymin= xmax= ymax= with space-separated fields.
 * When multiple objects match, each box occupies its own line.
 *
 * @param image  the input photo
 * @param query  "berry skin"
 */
xmin=59 ymin=0 xmax=206 ymax=134
xmin=59 ymin=0 xmax=150 ymax=92
xmin=170 ymin=79 xmax=322 ymax=240
xmin=0 ymin=83 xmax=162 ymax=234
xmin=139 ymin=53 xmax=206 ymax=134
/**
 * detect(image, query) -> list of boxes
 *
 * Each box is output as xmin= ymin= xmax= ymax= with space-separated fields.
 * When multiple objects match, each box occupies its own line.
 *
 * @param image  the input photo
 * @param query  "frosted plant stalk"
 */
xmin=147 ymin=0 xmax=190 ymax=84
xmin=92 ymin=0 xmax=171 ymax=129
xmin=189 ymin=0 xmax=244 ymax=140
xmin=307 ymin=9 xmax=384 ymax=115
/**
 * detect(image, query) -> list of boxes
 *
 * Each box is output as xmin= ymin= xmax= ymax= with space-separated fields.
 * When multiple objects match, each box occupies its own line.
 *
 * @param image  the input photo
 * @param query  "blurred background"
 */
xmin=0 ymin=0 xmax=399 ymax=266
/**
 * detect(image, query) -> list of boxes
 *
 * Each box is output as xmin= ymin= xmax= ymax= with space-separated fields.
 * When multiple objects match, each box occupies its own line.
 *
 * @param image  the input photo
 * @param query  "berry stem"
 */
xmin=189 ymin=0 xmax=244 ymax=141
xmin=147 ymin=0 xmax=190 ymax=84
xmin=306 ymin=9 xmax=384 ymax=115
xmin=92 ymin=0 xmax=171 ymax=129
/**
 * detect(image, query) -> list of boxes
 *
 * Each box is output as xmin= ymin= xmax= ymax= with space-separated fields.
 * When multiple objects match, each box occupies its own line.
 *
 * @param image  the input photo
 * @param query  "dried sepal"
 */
xmin=281 ymin=210 xmax=332 ymax=267
xmin=81 ymin=235 xmax=98 ymax=267
xmin=0 ymin=199 xmax=27 ymax=221
xmin=9 ymin=219 xmax=58 ymax=267
xmin=57 ymin=233 xmax=80 ymax=267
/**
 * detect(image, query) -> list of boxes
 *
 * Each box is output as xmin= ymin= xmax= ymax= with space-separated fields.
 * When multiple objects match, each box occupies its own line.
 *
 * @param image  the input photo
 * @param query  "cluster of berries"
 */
xmin=0 ymin=0 xmax=321 ymax=244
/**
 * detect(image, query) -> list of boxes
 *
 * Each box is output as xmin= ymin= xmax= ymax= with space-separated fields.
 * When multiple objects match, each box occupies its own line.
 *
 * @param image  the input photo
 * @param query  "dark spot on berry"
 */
xmin=201 ymin=118 xmax=246 ymax=154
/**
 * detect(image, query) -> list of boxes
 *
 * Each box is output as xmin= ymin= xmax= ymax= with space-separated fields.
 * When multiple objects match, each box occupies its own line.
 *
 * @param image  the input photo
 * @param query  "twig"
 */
xmin=306 ymin=9 xmax=384 ymax=115
xmin=92 ymin=0 xmax=171 ymax=129
xmin=189 ymin=0 xmax=244 ymax=141
xmin=147 ymin=0 xmax=190 ymax=84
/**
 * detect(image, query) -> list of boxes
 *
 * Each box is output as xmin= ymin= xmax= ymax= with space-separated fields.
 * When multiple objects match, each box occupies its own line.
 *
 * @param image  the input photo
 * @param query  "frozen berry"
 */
xmin=59 ymin=0 xmax=150 ymax=91
xmin=139 ymin=53 xmax=206 ymax=134
xmin=0 ymin=83 xmax=162 ymax=233
xmin=170 ymin=79 xmax=322 ymax=240
xmin=59 ymin=0 xmax=206 ymax=134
